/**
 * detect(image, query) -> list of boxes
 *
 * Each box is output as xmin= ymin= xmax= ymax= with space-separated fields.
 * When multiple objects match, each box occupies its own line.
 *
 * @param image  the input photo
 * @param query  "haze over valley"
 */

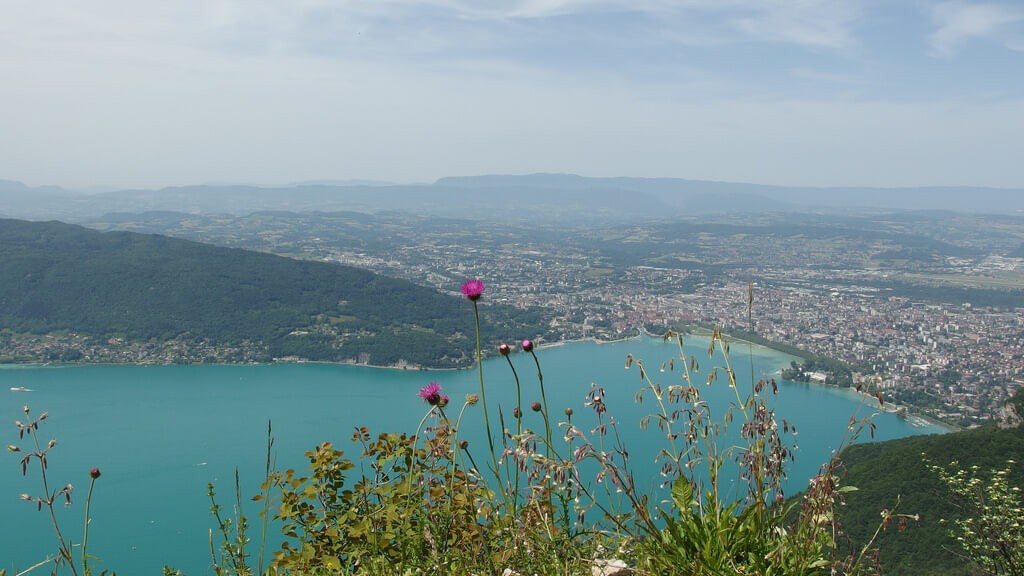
xmin=3 ymin=174 xmax=1024 ymax=222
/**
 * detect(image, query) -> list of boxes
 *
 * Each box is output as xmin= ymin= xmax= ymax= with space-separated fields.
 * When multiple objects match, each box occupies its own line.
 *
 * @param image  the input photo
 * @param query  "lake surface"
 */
xmin=1 ymin=337 xmax=944 ymax=574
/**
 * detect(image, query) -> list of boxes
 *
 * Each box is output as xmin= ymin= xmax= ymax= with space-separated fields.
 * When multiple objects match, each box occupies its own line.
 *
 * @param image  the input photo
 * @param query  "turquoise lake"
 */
xmin=1 ymin=337 xmax=945 ymax=574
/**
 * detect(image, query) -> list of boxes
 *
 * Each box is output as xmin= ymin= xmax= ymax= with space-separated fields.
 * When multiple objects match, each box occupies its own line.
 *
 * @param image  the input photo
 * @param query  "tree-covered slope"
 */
xmin=836 ymin=421 xmax=1024 ymax=575
xmin=0 ymin=219 xmax=549 ymax=367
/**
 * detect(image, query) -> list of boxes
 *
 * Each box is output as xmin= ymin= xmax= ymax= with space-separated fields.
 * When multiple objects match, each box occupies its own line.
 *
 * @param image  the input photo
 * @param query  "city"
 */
xmin=66 ymin=208 xmax=1024 ymax=428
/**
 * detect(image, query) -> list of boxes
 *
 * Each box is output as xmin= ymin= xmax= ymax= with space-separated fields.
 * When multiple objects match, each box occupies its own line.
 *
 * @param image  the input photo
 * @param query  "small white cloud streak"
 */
xmin=449 ymin=0 xmax=863 ymax=49
xmin=929 ymin=2 xmax=1024 ymax=56
xmin=729 ymin=0 xmax=861 ymax=49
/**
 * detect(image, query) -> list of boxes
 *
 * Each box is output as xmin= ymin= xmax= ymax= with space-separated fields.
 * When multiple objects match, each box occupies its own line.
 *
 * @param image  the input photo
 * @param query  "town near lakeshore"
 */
xmin=2 ymin=205 xmax=1018 ymax=430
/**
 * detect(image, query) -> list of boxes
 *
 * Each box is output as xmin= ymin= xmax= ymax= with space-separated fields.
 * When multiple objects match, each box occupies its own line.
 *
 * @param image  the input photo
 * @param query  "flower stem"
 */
xmin=504 ymin=354 xmax=523 ymax=514
xmin=82 ymin=477 xmax=96 ymax=576
xmin=29 ymin=423 xmax=78 ymax=576
xmin=529 ymin=349 xmax=554 ymax=459
xmin=473 ymin=302 xmax=501 ymax=489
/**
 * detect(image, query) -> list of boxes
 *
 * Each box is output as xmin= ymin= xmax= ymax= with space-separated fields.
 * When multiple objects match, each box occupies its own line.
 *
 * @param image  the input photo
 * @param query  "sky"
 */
xmin=2 ymin=0 xmax=1023 ymax=190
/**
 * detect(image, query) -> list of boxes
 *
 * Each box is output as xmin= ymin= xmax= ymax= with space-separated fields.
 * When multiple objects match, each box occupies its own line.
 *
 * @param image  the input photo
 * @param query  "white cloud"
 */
xmin=0 ymin=1 xmax=1021 ymax=189
xmin=2 ymin=36 xmax=1022 ymax=189
xmin=729 ymin=0 xmax=861 ymax=49
xmin=442 ymin=0 xmax=864 ymax=49
xmin=0 ymin=0 xmax=866 ymax=73
xmin=929 ymin=1 xmax=1024 ymax=56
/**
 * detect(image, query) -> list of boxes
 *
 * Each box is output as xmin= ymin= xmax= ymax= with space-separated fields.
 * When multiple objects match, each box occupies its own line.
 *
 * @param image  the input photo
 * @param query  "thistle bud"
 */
xmin=521 ymin=339 xmax=534 ymax=352
xmin=90 ymin=468 xmax=102 ymax=479
xmin=531 ymin=401 xmax=542 ymax=412
xmin=499 ymin=343 xmax=511 ymax=356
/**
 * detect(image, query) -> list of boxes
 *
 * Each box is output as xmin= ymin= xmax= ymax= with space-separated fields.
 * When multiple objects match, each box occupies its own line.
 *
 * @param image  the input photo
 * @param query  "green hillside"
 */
xmin=836 ymin=418 xmax=1024 ymax=575
xmin=0 ymin=219 xmax=550 ymax=367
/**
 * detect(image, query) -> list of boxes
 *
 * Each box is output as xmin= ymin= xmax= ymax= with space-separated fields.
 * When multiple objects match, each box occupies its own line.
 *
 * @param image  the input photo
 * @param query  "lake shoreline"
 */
xmin=0 ymin=331 xmax=968 ymax=432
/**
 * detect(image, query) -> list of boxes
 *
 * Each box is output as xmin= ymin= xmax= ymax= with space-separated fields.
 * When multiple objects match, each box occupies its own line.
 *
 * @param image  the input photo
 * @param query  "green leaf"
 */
xmin=671 ymin=476 xmax=694 ymax=510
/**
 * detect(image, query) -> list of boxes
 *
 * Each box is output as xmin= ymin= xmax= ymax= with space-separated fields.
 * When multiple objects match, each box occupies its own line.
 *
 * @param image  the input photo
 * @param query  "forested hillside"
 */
xmin=0 ymin=219 xmax=550 ymax=367
xmin=836 ymin=419 xmax=1024 ymax=575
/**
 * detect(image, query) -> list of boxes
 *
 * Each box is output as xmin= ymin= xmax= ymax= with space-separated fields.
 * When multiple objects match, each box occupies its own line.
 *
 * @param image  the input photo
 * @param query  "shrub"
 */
xmin=931 ymin=459 xmax=1024 ymax=575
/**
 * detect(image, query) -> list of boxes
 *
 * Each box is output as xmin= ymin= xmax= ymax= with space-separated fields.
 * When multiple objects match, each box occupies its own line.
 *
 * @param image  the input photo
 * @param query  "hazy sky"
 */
xmin=2 ymin=1 xmax=1023 ymax=189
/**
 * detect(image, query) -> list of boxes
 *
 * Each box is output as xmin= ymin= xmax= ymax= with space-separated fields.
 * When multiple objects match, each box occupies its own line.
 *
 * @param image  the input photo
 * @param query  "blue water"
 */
xmin=0 ymin=337 xmax=944 ymax=574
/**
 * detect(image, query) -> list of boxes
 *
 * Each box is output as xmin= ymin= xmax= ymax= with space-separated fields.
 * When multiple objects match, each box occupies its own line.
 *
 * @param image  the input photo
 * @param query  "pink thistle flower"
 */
xmin=521 ymin=339 xmax=534 ymax=352
xmin=460 ymin=279 xmax=485 ymax=301
xmin=418 ymin=382 xmax=443 ymax=406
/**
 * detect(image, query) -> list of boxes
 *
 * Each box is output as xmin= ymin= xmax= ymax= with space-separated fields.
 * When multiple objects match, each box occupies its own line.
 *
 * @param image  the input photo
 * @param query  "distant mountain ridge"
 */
xmin=438 ymin=173 xmax=1024 ymax=213
xmin=1 ymin=174 xmax=1022 ymax=222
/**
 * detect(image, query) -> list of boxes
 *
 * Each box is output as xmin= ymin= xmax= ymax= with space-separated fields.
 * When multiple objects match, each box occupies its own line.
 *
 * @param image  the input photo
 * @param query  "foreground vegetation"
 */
xmin=8 ymin=280 xmax=1024 ymax=575
xmin=834 ymin=418 xmax=1024 ymax=575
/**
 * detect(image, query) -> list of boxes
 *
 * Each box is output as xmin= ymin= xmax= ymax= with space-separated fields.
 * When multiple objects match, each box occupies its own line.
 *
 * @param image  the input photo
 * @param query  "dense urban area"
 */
xmin=207 ymin=209 xmax=1021 ymax=430
xmin=329 ymin=239 xmax=1024 ymax=429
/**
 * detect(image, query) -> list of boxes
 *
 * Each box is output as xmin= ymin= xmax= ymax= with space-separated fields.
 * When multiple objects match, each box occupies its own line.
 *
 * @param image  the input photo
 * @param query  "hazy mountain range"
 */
xmin=2 ymin=174 xmax=1022 ymax=222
